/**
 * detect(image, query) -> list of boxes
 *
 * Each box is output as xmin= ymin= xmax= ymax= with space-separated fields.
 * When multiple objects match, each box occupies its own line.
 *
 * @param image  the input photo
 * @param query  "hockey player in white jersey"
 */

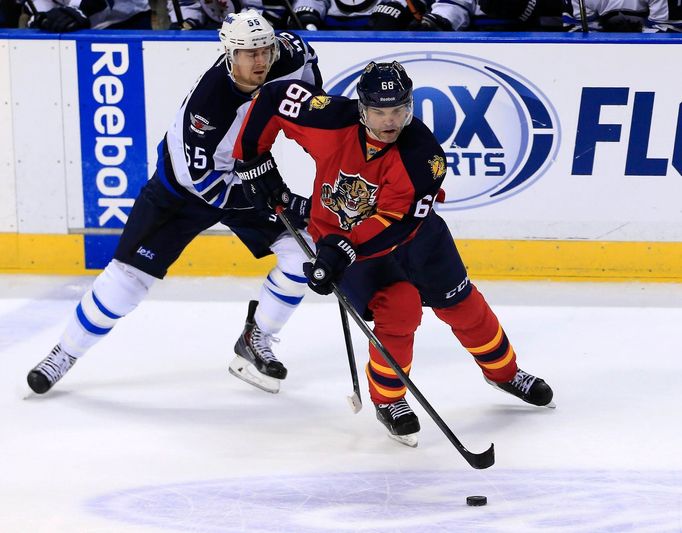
xmin=26 ymin=10 xmax=321 ymax=395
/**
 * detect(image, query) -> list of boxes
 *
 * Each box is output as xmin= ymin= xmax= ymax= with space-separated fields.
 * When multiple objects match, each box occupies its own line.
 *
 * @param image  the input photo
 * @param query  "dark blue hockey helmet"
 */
xmin=357 ymin=61 xmax=414 ymax=137
xmin=356 ymin=61 xmax=413 ymax=109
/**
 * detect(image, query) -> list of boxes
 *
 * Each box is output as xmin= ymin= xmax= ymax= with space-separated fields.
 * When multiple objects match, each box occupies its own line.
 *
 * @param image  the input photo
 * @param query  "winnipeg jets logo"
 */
xmin=189 ymin=113 xmax=216 ymax=136
xmin=320 ymin=171 xmax=378 ymax=230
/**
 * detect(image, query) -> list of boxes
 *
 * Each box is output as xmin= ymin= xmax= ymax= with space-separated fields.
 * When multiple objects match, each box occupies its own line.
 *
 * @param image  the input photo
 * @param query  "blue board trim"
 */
xmin=1 ymin=28 xmax=681 ymax=44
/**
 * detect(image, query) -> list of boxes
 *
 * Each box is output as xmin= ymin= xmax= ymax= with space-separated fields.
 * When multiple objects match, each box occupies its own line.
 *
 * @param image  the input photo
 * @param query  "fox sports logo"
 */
xmin=326 ymin=52 xmax=561 ymax=210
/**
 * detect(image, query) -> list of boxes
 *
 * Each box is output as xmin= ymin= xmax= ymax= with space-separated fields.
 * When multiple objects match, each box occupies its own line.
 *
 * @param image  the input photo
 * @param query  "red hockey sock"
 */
xmin=433 ymin=284 xmax=517 ymax=383
xmin=366 ymin=282 xmax=422 ymax=404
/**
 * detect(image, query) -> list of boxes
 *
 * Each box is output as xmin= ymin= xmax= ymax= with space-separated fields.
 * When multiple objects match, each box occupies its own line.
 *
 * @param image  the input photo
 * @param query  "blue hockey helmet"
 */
xmin=357 ymin=61 xmax=413 ymax=109
xmin=357 ymin=61 xmax=414 ymax=137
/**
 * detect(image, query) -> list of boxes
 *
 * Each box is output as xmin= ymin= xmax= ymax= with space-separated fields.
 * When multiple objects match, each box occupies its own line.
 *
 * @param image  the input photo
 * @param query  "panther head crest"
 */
xmin=320 ymin=172 xmax=378 ymax=230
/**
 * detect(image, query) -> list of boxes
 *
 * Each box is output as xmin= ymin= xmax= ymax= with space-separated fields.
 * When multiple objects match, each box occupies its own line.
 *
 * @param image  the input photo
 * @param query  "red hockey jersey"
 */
xmin=234 ymin=79 xmax=447 ymax=259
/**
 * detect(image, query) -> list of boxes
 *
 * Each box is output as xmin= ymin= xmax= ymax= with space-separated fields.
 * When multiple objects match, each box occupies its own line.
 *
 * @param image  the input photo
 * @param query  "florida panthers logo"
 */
xmin=321 ymin=171 xmax=378 ymax=230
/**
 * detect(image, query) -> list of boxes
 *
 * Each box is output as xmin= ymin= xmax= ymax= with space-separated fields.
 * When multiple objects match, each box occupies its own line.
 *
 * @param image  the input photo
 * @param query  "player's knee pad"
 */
xmin=91 ymin=259 xmax=155 ymax=318
xmin=269 ymin=230 xmax=313 ymax=278
xmin=369 ymin=281 xmax=422 ymax=336
xmin=433 ymin=284 xmax=491 ymax=331
xmin=62 ymin=260 xmax=155 ymax=356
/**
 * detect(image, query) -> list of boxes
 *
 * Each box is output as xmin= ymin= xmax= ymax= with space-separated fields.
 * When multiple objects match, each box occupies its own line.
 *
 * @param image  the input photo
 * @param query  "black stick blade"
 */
xmin=466 ymin=443 xmax=495 ymax=470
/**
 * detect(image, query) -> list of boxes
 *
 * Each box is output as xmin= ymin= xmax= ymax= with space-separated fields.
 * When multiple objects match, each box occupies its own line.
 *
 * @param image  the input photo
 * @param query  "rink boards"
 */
xmin=0 ymin=31 xmax=681 ymax=280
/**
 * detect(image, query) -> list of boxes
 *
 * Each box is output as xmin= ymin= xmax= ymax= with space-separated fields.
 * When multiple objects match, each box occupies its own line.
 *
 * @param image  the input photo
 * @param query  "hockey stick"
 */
xmin=273 ymin=208 xmax=362 ymax=412
xmin=277 ymin=208 xmax=495 ymax=470
xmin=338 ymin=300 xmax=362 ymax=413
xmin=171 ymin=0 xmax=184 ymax=26
xmin=20 ymin=0 xmax=38 ymax=17
xmin=577 ymin=0 xmax=589 ymax=33
xmin=281 ymin=0 xmax=304 ymax=29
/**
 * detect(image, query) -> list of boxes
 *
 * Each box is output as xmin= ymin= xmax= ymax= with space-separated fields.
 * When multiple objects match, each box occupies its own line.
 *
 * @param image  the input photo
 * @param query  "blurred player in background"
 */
xmin=29 ymin=0 xmax=152 ymax=31
xmin=167 ymin=0 xmax=288 ymax=30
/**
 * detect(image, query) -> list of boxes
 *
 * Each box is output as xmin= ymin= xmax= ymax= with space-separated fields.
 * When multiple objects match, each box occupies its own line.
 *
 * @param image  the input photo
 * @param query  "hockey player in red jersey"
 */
xmin=234 ymin=61 xmax=555 ymax=447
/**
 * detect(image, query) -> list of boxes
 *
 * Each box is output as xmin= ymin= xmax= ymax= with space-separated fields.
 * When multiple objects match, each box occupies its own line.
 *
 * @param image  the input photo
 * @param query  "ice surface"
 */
xmin=1 ymin=276 xmax=681 ymax=532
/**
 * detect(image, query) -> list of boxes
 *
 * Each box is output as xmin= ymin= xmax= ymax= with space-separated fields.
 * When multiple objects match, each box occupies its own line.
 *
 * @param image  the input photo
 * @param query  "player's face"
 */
xmin=364 ymin=104 xmax=411 ymax=143
xmin=232 ymin=45 xmax=274 ymax=89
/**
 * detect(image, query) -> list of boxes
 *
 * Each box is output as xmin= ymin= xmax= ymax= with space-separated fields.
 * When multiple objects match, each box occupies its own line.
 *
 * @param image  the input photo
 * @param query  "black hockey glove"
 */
xmin=479 ymin=0 xmax=536 ymax=18
xmin=479 ymin=0 xmax=562 ymax=21
xmin=28 ymin=12 xmax=46 ymax=29
xmin=235 ymin=152 xmax=291 ymax=213
xmin=284 ymin=194 xmax=311 ymax=230
xmin=408 ymin=13 xmax=453 ymax=31
xmin=38 ymin=6 xmax=90 ymax=32
xmin=288 ymin=7 xmax=323 ymax=30
xmin=600 ymin=11 xmax=644 ymax=32
xmin=367 ymin=2 xmax=411 ymax=30
xmin=303 ymin=235 xmax=356 ymax=295
xmin=78 ymin=0 xmax=108 ymax=16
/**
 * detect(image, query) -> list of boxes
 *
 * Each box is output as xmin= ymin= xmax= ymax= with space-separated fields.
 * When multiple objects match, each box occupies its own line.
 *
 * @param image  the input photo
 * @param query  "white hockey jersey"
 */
xmin=565 ymin=0 xmax=682 ymax=30
xmin=646 ymin=0 xmax=682 ymax=31
xmin=427 ymin=0 xmax=475 ymax=30
xmin=167 ymin=0 xmax=263 ymax=26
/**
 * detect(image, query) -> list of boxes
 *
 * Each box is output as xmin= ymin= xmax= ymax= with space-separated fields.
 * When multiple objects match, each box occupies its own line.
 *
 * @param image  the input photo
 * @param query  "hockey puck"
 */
xmin=466 ymin=495 xmax=487 ymax=506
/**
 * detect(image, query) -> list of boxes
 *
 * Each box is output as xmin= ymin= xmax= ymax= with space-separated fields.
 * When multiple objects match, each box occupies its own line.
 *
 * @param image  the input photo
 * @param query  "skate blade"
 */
xmin=18 ymin=382 xmax=39 ymax=400
xmin=388 ymin=432 xmax=418 ymax=448
xmin=229 ymin=356 xmax=280 ymax=394
xmin=545 ymin=400 xmax=557 ymax=409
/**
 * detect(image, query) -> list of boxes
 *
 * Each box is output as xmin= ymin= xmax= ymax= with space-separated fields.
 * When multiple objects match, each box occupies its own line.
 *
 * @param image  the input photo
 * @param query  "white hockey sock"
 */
xmin=254 ymin=231 xmax=311 ymax=335
xmin=255 ymin=266 xmax=307 ymax=334
xmin=60 ymin=260 xmax=155 ymax=357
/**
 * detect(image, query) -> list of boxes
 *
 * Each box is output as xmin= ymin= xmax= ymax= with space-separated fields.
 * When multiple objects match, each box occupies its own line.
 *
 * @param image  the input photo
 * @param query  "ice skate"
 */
xmin=375 ymin=397 xmax=420 ymax=448
xmin=230 ymin=300 xmax=287 ymax=394
xmin=486 ymin=368 xmax=555 ymax=408
xmin=26 ymin=344 xmax=77 ymax=394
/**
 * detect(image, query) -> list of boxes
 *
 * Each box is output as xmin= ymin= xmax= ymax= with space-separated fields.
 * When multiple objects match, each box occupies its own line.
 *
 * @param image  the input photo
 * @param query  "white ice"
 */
xmin=1 ymin=275 xmax=682 ymax=532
